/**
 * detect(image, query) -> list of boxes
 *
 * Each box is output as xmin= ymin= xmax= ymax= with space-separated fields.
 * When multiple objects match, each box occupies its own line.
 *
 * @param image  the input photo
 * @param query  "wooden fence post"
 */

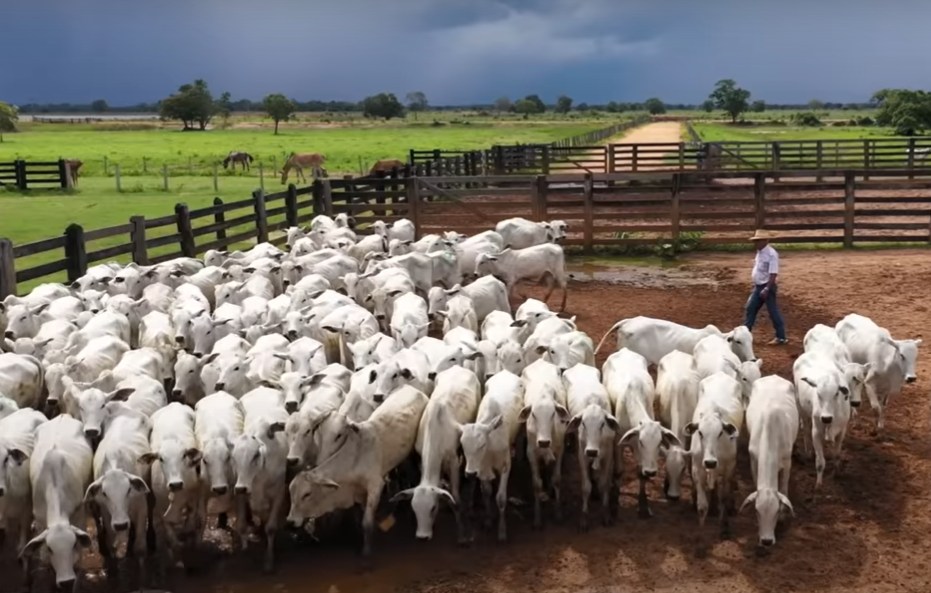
xmin=844 ymin=172 xmax=856 ymax=248
xmin=115 ymin=164 xmax=122 ymax=192
xmin=863 ymin=140 xmax=871 ymax=181
xmin=162 ymin=165 xmax=169 ymax=191
xmin=285 ymin=184 xmax=299 ymax=227
xmin=0 ymin=239 xmax=17 ymax=299
xmin=532 ymin=175 xmax=548 ymax=221
xmin=632 ymin=145 xmax=639 ymax=172
xmin=908 ymin=138 xmax=916 ymax=180
xmin=258 ymin=163 xmax=265 ymax=192
xmin=312 ymin=180 xmax=324 ymax=215
xmin=213 ymin=163 xmax=219 ymax=192
xmin=323 ymin=181 xmax=334 ymax=216
xmin=541 ymin=146 xmax=551 ymax=175
xmin=58 ymin=159 xmax=69 ymax=189
xmin=174 ymin=204 xmax=196 ymax=257
xmin=253 ymin=190 xmax=268 ymax=243
xmin=815 ymin=141 xmax=824 ymax=181
xmin=130 ymin=216 xmax=148 ymax=265
xmin=670 ymin=174 xmax=681 ymax=243
xmin=406 ymin=178 xmax=421 ymax=240
xmin=14 ymin=160 xmax=26 ymax=190
xmin=63 ymin=224 xmax=88 ymax=284
xmin=583 ymin=173 xmax=594 ymax=254
xmin=213 ymin=197 xmax=228 ymax=250
xmin=753 ymin=173 xmax=766 ymax=230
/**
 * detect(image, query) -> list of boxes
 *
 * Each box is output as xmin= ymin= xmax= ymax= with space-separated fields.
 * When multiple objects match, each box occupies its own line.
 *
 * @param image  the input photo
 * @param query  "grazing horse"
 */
xmin=222 ymin=151 xmax=254 ymax=171
xmin=281 ymin=152 xmax=327 ymax=184
xmin=369 ymin=158 xmax=407 ymax=176
xmin=64 ymin=159 xmax=83 ymax=187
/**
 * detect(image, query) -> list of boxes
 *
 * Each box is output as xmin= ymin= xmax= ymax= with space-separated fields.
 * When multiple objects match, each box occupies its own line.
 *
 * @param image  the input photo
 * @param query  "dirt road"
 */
xmin=577 ymin=121 xmax=684 ymax=171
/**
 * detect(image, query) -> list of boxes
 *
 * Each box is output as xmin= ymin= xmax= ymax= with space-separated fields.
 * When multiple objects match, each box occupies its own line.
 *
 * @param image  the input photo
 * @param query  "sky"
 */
xmin=4 ymin=0 xmax=930 ymax=106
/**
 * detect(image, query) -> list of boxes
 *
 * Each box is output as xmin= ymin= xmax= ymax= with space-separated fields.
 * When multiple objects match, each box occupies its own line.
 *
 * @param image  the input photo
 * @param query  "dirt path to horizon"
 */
xmin=573 ymin=121 xmax=684 ymax=172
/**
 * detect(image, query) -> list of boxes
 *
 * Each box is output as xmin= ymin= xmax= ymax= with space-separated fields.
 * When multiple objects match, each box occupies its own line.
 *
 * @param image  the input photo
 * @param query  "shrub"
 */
xmin=791 ymin=112 xmax=822 ymax=126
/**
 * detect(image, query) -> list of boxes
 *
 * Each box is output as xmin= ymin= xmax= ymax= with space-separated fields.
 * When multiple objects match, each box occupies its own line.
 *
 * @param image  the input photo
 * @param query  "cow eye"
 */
xmin=252 ymin=451 xmax=261 ymax=462
xmin=188 ymin=369 xmax=194 ymax=374
xmin=302 ymin=492 xmax=311 ymax=500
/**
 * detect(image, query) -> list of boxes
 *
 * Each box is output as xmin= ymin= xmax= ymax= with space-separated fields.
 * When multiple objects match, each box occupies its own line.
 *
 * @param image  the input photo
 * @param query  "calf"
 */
xmin=475 ymin=244 xmax=568 ymax=311
xmin=389 ymin=292 xmax=430 ymax=348
xmin=685 ymin=372 xmax=743 ymax=538
xmin=393 ymin=366 xmax=481 ymax=543
xmin=22 ymin=415 xmax=94 ymax=591
xmin=287 ymin=385 xmax=429 ymax=557
xmin=519 ymin=359 xmax=570 ymax=528
xmin=564 ymin=364 xmax=618 ymax=529
xmin=741 ymin=375 xmax=798 ymax=547
xmin=594 ymin=316 xmax=754 ymax=364
xmin=459 ymin=370 xmax=524 ymax=541
xmin=804 ymin=323 xmax=871 ymax=409
xmin=655 ymin=350 xmax=700 ymax=501
xmin=605 ymin=348 xmax=679 ymax=518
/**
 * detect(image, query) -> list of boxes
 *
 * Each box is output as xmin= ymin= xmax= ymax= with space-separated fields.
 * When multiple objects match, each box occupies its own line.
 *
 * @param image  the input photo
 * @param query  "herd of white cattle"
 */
xmin=0 ymin=213 xmax=922 ymax=591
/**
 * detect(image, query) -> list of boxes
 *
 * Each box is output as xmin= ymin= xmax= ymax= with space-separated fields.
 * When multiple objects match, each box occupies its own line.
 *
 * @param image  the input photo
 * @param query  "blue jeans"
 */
xmin=744 ymin=283 xmax=786 ymax=340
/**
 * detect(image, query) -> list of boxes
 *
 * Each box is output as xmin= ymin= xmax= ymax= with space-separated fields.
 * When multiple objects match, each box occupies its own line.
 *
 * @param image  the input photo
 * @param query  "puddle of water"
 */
xmin=568 ymin=260 xmax=723 ymax=289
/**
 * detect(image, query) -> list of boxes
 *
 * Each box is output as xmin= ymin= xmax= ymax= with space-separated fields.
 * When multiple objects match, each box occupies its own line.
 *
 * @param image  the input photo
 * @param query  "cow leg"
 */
xmin=360 ymin=484 xmax=382 ymax=559
xmin=833 ymin=425 xmax=848 ymax=476
xmin=552 ymin=449 xmax=565 ymax=523
xmin=235 ymin=496 xmax=249 ymax=553
xmin=496 ymin=465 xmax=511 ymax=542
xmin=694 ymin=463 xmax=709 ymax=526
xmin=527 ymin=443 xmax=544 ymax=529
xmin=876 ymin=393 xmax=889 ymax=434
xmin=132 ymin=506 xmax=149 ymax=590
xmin=812 ymin=422 xmax=826 ymax=489
xmin=637 ymin=473 xmax=653 ymax=519
xmin=719 ymin=472 xmax=732 ymax=539
xmin=480 ymin=480 xmax=494 ymax=531
xmin=796 ymin=414 xmax=813 ymax=461
xmin=542 ymin=273 xmax=556 ymax=303
xmin=448 ymin=457 xmax=471 ymax=545
xmin=598 ymin=451 xmax=615 ymax=526
xmin=263 ymin=489 xmax=287 ymax=573
xmin=558 ymin=276 xmax=568 ymax=313
xmin=578 ymin=450 xmax=592 ymax=532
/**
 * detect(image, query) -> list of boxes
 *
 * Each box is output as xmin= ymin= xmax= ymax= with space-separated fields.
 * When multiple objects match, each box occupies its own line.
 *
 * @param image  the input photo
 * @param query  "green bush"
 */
xmin=791 ymin=112 xmax=822 ymax=126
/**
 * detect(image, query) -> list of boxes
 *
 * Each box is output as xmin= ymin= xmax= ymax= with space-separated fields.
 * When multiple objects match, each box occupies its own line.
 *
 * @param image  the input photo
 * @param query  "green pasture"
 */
xmin=691 ymin=122 xmax=898 ymax=143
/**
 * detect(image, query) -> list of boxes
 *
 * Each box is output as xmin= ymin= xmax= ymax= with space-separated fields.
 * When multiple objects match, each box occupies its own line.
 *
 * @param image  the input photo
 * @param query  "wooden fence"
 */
xmin=0 ymin=160 xmax=71 ymax=190
xmin=3 ymin=169 xmax=931 ymax=297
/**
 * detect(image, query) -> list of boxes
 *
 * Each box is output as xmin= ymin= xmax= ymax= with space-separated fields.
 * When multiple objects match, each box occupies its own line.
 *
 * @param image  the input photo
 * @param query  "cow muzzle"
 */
xmin=168 ymin=481 xmax=183 ymax=492
xmin=641 ymin=469 xmax=657 ymax=478
xmin=820 ymin=416 xmax=833 ymax=425
xmin=585 ymin=449 xmax=598 ymax=459
xmin=537 ymin=439 xmax=551 ymax=449
xmin=3 ymin=331 xmax=13 ymax=340
xmin=285 ymin=401 xmax=298 ymax=414
xmin=212 ymin=485 xmax=228 ymax=495
xmin=907 ymin=376 xmax=917 ymax=384
xmin=703 ymin=459 xmax=718 ymax=470
xmin=215 ymin=382 xmax=226 ymax=391
xmin=760 ymin=537 xmax=775 ymax=547
xmin=113 ymin=521 xmax=129 ymax=532
xmin=234 ymin=485 xmax=248 ymax=495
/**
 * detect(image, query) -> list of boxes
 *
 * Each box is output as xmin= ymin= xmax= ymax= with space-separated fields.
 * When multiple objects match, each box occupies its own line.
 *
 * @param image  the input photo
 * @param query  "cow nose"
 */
xmin=234 ymin=485 xmax=248 ymax=495
xmin=57 ymin=578 xmax=76 ymax=590
xmin=559 ymin=367 xmax=568 ymax=374
xmin=585 ymin=449 xmax=598 ymax=459
xmin=113 ymin=521 xmax=129 ymax=532
xmin=212 ymin=485 xmax=228 ymax=495
xmin=3 ymin=331 xmax=13 ymax=340
xmin=287 ymin=330 xmax=298 ymax=339
xmin=168 ymin=481 xmax=183 ymax=492
xmin=538 ymin=439 xmax=551 ymax=449
xmin=642 ymin=469 xmax=657 ymax=478
xmin=428 ymin=314 xmax=436 ymax=321
xmin=704 ymin=459 xmax=718 ymax=469
xmin=760 ymin=537 xmax=775 ymax=547
xmin=171 ymin=389 xmax=182 ymax=399
xmin=821 ymin=416 xmax=833 ymax=425
xmin=84 ymin=428 xmax=100 ymax=440
xmin=215 ymin=382 xmax=226 ymax=391
xmin=373 ymin=394 xmax=385 ymax=403
xmin=427 ymin=372 xmax=436 ymax=381
xmin=907 ymin=376 xmax=917 ymax=384
xmin=175 ymin=336 xmax=185 ymax=344
xmin=850 ymin=400 xmax=861 ymax=408
xmin=464 ymin=470 xmax=477 ymax=478
xmin=415 ymin=535 xmax=431 ymax=542
xmin=286 ymin=457 xmax=299 ymax=467
xmin=0 ymin=486 xmax=5 ymax=497
xmin=667 ymin=494 xmax=680 ymax=502
xmin=90 ymin=309 xmax=100 ymax=314
xmin=285 ymin=401 xmax=298 ymax=413
xmin=375 ymin=314 xmax=386 ymax=320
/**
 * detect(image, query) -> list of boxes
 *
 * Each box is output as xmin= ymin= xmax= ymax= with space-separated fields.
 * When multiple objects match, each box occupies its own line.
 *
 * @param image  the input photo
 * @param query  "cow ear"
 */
xmin=369 ymin=370 xmax=377 ymax=384
xmin=778 ymin=492 xmax=795 ymax=516
xmin=75 ymin=528 xmax=93 ymax=548
xmin=510 ymin=320 xmax=528 ymax=328
xmin=267 ymin=421 xmax=286 ymax=439
xmin=618 ymin=427 xmax=640 ymax=447
xmin=555 ymin=404 xmax=570 ymax=421
xmin=129 ymin=476 xmax=150 ymax=493
xmin=684 ymin=422 xmax=698 ymax=437
xmin=399 ymin=368 xmax=414 ymax=380
xmin=8 ymin=448 xmax=28 ymax=465
xmin=739 ymin=491 xmax=758 ymax=514
xmin=517 ymin=405 xmax=532 ymax=423
xmin=488 ymin=415 xmax=503 ymax=431
xmin=535 ymin=345 xmax=548 ymax=356
xmin=800 ymin=377 xmax=817 ymax=388
xmin=20 ymin=530 xmax=48 ymax=559
xmin=566 ymin=415 xmax=582 ymax=433
xmin=435 ymin=486 xmax=457 ymax=508
xmin=107 ymin=387 xmax=135 ymax=403
xmin=183 ymin=448 xmax=203 ymax=465
xmin=84 ymin=479 xmax=102 ymax=503
xmin=661 ymin=427 xmax=682 ymax=448
xmin=604 ymin=415 xmax=621 ymax=432
xmin=138 ymin=452 xmax=159 ymax=466
xmin=722 ymin=422 xmax=738 ymax=436
xmin=839 ymin=385 xmax=850 ymax=396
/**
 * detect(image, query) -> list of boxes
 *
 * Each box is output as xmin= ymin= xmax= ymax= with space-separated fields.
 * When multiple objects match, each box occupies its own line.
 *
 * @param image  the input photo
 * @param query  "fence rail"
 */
xmin=0 ymin=159 xmax=71 ymax=190
xmin=3 ymin=169 xmax=931 ymax=298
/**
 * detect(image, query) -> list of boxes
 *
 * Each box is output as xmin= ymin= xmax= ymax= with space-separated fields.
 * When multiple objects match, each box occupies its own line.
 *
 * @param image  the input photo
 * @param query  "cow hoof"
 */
xmin=638 ymin=508 xmax=653 ymax=520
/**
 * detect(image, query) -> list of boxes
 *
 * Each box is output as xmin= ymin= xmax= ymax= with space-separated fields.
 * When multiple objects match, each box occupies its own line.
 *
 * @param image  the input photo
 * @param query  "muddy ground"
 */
xmin=5 ymin=249 xmax=930 ymax=593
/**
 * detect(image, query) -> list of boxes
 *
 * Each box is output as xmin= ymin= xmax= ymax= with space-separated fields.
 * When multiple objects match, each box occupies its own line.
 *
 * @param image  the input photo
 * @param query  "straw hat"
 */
xmin=749 ymin=229 xmax=775 ymax=242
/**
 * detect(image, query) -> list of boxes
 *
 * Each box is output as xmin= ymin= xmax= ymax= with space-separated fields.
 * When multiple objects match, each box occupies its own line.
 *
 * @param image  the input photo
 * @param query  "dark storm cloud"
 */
xmin=3 ymin=0 xmax=931 ymax=105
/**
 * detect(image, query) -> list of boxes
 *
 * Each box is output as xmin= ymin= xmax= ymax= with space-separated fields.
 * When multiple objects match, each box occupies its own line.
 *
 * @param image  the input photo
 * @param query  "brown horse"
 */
xmin=369 ymin=158 xmax=406 ymax=176
xmin=222 ymin=151 xmax=254 ymax=171
xmin=64 ymin=159 xmax=83 ymax=187
xmin=281 ymin=152 xmax=327 ymax=184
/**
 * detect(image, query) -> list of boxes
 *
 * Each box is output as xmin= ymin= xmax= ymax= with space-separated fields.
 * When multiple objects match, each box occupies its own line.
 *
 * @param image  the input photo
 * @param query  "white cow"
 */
xmin=694 ymin=334 xmax=762 ymax=401
xmin=390 ymin=292 xmax=430 ymax=348
xmin=741 ymin=375 xmax=798 ymax=548
xmin=835 ymin=313 xmax=922 ymax=432
xmin=494 ymin=217 xmax=564 ymax=249
xmin=594 ymin=316 xmax=755 ymax=364
xmin=518 ymin=359 xmax=569 ymax=528
xmin=563 ymin=364 xmax=618 ymax=530
xmin=604 ymin=348 xmax=680 ymax=518
xmin=655 ymin=350 xmax=700 ymax=501
xmin=459 ymin=370 xmax=524 ymax=542
xmin=22 ymin=415 xmax=94 ymax=590
xmin=0 ymin=409 xmax=48 ymax=555
xmin=0 ymin=352 xmax=45 ymax=409
xmin=474 ymin=244 xmax=568 ymax=312
xmin=64 ymin=335 xmax=130 ymax=384
xmin=287 ymin=385 xmax=429 ymax=557
xmin=804 ymin=323 xmax=872 ymax=410
xmin=194 ymin=392 xmax=245 ymax=542
xmin=685 ymin=372 xmax=743 ymax=538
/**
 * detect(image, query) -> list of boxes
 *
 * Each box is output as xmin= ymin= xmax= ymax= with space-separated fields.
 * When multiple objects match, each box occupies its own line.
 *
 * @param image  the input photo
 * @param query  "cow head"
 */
xmin=620 ymin=419 xmax=681 ymax=478
xmin=740 ymin=488 xmax=794 ymax=547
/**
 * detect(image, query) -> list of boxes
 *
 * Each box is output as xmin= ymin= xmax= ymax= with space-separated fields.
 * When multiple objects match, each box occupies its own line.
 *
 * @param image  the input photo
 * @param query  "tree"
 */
xmin=263 ymin=93 xmax=296 ymax=135
xmin=0 ymin=101 xmax=18 ymax=142
xmin=808 ymin=99 xmax=825 ymax=111
xmin=158 ymin=79 xmax=216 ymax=130
xmin=709 ymin=79 xmax=751 ymax=123
xmin=605 ymin=101 xmax=620 ymax=113
xmin=643 ymin=97 xmax=666 ymax=115
xmin=523 ymin=94 xmax=546 ymax=114
xmin=361 ymin=93 xmax=405 ymax=120
xmin=90 ymin=99 xmax=109 ymax=113
xmin=576 ymin=102 xmax=590 ymax=112
xmin=513 ymin=99 xmax=538 ymax=115
xmin=405 ymin=91 xmax=428 ymax=119
xmin=701 ymin=99 xmax=715 ymax=113
xmin=494 ymin=96 xmax=513 ymax=112
xmin=216 ymin=92 xmax=232 ymax=124
xmin=555 ymin=95 xmax=573 ymax=114
xmin=751 ymin=100 xmax=766 ymax=113
xmin=872 ymin=89 xmax=931 ymax=135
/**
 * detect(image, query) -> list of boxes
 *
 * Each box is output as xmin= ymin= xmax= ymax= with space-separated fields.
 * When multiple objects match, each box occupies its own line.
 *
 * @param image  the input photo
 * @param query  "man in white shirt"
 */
xmin=744 ymin=230 xmax=787 ymax=345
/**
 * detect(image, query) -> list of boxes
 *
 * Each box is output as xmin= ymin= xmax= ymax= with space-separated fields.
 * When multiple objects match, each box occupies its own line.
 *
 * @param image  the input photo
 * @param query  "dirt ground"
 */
xmin=4 ymin=249 xmax=928 ymax=593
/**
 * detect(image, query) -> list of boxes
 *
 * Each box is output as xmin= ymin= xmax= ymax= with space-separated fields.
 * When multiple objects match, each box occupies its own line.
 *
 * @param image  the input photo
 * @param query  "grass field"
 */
xmin=691 ymin=122 xmax=898 ymax=143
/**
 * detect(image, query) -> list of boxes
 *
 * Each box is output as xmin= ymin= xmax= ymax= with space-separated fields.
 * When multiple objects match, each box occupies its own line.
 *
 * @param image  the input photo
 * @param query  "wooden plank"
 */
xmin=764 ymin=198 xmax=846 ymax=206
xmin=195 ymin=229 xmax=257 ymax=253
xmin=86 ymin=242 xmax=134 ymax=262
xmin=130 ymin=216 xmax=148 ymax=265
xmin=0 ymin=239 xmax=17 ymax=298
xmin=679 ymin=223 xmax=756 ymax=232
xmin=145 ymin=214 xmax=177 ymax=228
xmin=63 ymin=224 xmax=87 ymax=283
xmin=852 ymin=235 xmax=929 ymax=242
xmin=854 ymin=208 xmax=931 ymax=216
xmin=765 ymin=210 xmax=845 ymax=219
xmin=146 ymin=234 xmax=181 ymax=249
xmin=592 ymin=225 xmax=674 ymax=233
xmin=84 ymin=224 xmax=132 ymax=242
xmin=16 ymin=259 xmax=69 ymax=283
xmin=854 ymin=197 xmax=931 ymax=204
xmin=13 ymin=236 xmax=67 ymax=257
xmin=855 ymin=222 xmax=930 ymax=230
